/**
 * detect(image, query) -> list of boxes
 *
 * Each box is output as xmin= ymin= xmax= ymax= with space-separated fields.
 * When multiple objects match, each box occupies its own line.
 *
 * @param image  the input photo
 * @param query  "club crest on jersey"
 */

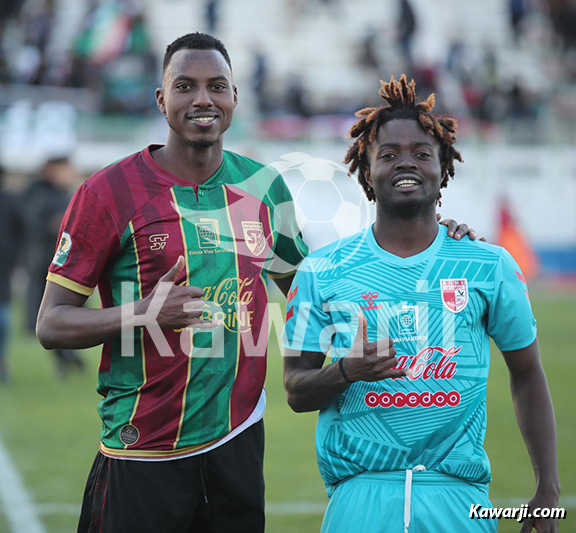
xmin=440 ymin=279 xmax=469 ymax=313
xmin=241 ymin=221 xmax=266 ymax=256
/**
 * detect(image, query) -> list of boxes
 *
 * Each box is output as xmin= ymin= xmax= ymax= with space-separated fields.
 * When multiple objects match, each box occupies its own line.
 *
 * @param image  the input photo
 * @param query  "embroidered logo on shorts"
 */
xmin=52 ymin=232 xmax=72 ymax=267
xmin=119 ymin=424 xmax=140 ymax=446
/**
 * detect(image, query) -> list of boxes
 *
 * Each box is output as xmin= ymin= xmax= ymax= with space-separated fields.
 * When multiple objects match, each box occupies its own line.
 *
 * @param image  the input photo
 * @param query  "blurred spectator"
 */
xmin=359 ymin=29 xmax=380 ymax=73
xmin=101 ymin=12 xmax=157 ymax=114
xmin=285 ymin=75 xmax=311 ymax=117
xmin=12 ymin=0 xmax=56 ymax=85
xmin=22 ymin=0 xmax=55 ymax=54
xmin=509 ymin=0 xmax=529 ymax=45
xmin=252 ymin=46 xmax=269 ymax=114
xmin=0 ymin=0 xmax=21 ymax=23
xmin=206 ymin=0 xmax=220 ymax=34
xmin=0 ymin=165 xmax=23 ymax=384
xmin=548 ymin=0 xmax=576 ymax=51
xmin=397 ymin=0 xmax=417 ymax=64
xmin=22 ymin=157 xmax=84 ymax=378
xmin=68 ymin=2 xmax=157 ymax=113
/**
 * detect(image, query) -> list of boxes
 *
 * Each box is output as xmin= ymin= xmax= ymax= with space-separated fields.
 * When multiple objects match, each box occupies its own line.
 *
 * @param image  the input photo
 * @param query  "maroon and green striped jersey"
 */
xmin=47 ymin=146 xmax=308 ymax=460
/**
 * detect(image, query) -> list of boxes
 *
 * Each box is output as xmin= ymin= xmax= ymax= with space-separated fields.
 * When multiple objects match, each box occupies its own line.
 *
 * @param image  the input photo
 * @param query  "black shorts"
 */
xmin=78 ymin=420 xmax=265 ymax=533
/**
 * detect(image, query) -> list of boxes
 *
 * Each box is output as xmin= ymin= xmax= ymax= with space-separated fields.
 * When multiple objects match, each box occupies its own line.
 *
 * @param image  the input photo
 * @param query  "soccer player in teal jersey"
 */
xmin=283 ymin=76 xmax=560 ymax=533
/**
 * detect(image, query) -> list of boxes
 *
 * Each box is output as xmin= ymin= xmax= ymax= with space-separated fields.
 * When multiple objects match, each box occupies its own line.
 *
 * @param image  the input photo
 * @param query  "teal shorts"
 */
xmin=321 ymin=469 xmax=498 ymax=533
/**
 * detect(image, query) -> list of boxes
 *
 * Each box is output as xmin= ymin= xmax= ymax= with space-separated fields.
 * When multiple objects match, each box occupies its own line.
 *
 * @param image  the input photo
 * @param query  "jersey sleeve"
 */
xmin=47 ymin=184 xmax=121 ymax=296
xmin=265 ymin=175 xmax=308 ymax=279
xmin=282 ymin=261 xmax=334 ymax=353
xmin=487 ymin=248 xmax=537 ymax=351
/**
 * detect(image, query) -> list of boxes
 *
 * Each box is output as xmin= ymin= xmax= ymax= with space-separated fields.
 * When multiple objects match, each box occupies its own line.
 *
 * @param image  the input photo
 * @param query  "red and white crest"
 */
xmin=440 ymin=279 xmax=469 ymax=313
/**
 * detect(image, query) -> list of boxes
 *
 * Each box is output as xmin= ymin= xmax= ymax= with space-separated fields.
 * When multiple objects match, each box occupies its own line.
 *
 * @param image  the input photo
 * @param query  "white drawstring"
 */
xmin=404 ymin=465 xmax=426 ymax=533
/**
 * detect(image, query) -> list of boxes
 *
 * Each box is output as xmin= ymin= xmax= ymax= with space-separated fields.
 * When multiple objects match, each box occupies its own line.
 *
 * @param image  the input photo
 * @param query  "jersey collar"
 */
xmin=367 ymin=223 xmax=446 ymax=267
xmin=143 ymin=145 xmax=228 ymax=189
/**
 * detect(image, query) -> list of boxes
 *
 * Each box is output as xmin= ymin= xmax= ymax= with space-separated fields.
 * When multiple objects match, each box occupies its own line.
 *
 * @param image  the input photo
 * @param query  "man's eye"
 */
xmin=381 ymin=153 xmax=395 ymax=160
xmin=177 ymin=84 xmax=191 ymax=90
xmin=417 ymin=152 xmax=431 ymax=158
xmin=212 ymin=84 xmax=226 ymax=91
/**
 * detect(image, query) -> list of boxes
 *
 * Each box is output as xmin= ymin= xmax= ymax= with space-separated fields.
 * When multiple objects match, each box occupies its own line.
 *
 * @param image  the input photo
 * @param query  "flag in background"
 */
xmin=497 ymin=198 xmax=539 ymax=280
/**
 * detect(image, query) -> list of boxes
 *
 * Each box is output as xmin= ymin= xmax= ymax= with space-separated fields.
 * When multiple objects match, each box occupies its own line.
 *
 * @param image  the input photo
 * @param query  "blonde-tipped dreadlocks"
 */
xmin=344 ymin=74 xmax=463 ymax=203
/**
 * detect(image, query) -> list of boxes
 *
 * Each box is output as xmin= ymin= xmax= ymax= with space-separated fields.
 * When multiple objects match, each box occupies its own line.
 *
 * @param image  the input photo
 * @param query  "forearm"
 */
xmin=510 ymin=366 xmax=560 ymax=496
xmin=284 ymin=357 xmax=350 ymax=412
xmin=37 ymin=301 xmax=145 ymax=350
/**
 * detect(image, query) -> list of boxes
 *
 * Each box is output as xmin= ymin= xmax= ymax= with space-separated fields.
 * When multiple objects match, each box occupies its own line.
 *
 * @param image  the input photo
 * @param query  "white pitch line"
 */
xmin=0 ymin=435 xmax=46 ymax=533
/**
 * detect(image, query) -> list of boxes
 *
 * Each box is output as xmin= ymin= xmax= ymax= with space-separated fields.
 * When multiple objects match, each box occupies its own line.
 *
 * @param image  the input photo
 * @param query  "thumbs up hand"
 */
xmin=339 ymin=314 xmax=407 ymax=383
xmin=139 ymin=256 xmax=219 ymax=330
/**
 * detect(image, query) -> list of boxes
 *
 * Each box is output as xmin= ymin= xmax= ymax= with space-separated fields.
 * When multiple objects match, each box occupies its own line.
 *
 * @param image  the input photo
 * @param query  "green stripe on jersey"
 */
xmin=170 ymin=185 xmax=239 ymax=445
xmin=97 ymin=223 xmax=145 ymax=449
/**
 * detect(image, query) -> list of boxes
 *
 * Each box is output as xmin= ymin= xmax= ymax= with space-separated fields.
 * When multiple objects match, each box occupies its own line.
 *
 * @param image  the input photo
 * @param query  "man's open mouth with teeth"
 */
xmin=393 ymin=176 xmax=421 ymax=188
xmin=188 ymin=115 xmax=217 ymax=125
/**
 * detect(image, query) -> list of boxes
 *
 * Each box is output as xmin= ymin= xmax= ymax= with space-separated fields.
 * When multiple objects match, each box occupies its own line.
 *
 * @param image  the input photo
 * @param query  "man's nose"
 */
xmin=193 ymin=86 xmax=213 ymax=107
xmin=394 ymin=156 xmax=417 ymax=170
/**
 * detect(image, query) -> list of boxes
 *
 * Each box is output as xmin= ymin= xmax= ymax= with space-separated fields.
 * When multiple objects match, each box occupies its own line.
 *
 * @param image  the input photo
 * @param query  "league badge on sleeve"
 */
xmin=52 ymin=232 xmax=72 ymax=267
xmin=440 ymin=279 xmax=468 ymax=313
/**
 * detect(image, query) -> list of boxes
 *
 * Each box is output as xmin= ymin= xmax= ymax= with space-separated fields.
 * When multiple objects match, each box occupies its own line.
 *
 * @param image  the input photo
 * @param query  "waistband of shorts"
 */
xmin=350 ymin=470 xmax=487 ymax=489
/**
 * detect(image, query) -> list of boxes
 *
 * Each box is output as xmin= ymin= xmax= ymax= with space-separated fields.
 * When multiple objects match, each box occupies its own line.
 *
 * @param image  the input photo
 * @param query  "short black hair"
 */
xmin=163 ymin=32 xmax=232 ymax=74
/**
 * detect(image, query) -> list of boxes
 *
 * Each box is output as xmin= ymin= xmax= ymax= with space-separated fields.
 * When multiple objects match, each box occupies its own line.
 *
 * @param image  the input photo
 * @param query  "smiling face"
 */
xmin=366 ymin=119 xmax=442 ymax=216
xmin=156 ymin=49 xmax=237 ymax=150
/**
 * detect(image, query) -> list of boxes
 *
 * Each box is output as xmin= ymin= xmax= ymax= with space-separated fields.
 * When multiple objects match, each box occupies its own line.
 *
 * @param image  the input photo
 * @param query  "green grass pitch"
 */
xmin=0 ymin=291 xmax=573 ymax=532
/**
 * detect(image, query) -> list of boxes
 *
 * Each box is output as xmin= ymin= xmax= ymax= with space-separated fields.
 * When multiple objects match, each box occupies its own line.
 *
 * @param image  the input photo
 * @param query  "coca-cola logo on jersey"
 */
xmin=393 ymin=345 xmax=461 ymax=381
xmin=364 ymin=346 xmax=462 ymax=409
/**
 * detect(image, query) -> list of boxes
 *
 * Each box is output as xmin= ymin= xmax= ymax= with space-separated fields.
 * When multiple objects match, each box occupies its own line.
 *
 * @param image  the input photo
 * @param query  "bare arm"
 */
xmin=502 ymin=339 xmax=560 ymax=533
xmin=283 ymin=314 xmax=406 ymax=412
xmin=37 ymin=256 xmax=215 ymax=351
xmin=283 ymin=349 xmax=349 ymax=412
xmin=37 ymin=282 xmax=122 ymax=350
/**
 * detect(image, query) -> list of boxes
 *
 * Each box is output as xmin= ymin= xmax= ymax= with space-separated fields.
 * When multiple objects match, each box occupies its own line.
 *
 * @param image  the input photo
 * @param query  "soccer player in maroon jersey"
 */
xmin=36 ymin=33 xmax=478 ymax=533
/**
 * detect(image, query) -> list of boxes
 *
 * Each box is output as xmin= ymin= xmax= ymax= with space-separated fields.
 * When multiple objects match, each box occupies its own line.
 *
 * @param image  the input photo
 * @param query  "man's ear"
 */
xmin=233 ymin=85 xmax=238 ymax=108
xmin=364 ymin=167 xmax=372 ymax=187
xmin=156 ymin=87 xmax=166 ymax=115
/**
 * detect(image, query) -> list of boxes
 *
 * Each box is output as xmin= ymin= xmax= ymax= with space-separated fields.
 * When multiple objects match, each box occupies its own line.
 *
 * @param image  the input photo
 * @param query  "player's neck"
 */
xmin=154 ymin=136 xmax=224 ymax=185
xmin=372 ymin=208 xmax=438 ymax=258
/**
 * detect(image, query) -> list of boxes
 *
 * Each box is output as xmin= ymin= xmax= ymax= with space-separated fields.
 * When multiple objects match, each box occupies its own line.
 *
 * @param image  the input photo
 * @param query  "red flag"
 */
xmin=496 ymin=199 xmax=539 ymax=280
